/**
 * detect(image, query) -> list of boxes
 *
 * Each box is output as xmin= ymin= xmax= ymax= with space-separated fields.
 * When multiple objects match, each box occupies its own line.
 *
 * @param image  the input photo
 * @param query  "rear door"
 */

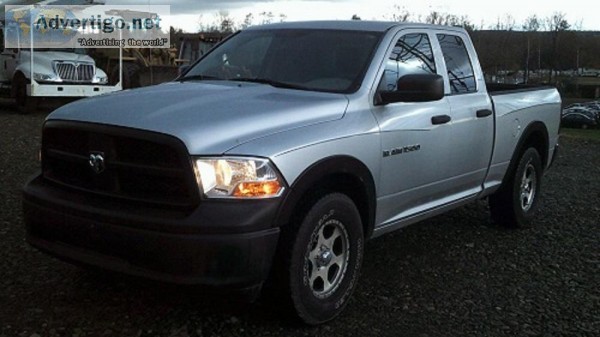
xmin=433 ymin=31 xmax=494 ymax=196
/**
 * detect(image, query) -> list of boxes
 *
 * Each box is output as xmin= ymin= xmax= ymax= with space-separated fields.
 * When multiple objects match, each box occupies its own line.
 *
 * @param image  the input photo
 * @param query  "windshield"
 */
xmin=182 ymin=29 xmax=383 ymax=93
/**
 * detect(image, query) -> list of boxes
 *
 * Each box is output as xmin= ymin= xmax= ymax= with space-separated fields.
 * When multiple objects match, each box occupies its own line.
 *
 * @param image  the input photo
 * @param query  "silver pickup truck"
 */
xmin=23 ymin=21 xmax=561 ymax=324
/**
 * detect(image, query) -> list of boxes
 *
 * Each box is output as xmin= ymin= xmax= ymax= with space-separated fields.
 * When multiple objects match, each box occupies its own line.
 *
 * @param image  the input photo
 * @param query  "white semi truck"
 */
xmin=0 ymin=19 xmax=122 ymax=113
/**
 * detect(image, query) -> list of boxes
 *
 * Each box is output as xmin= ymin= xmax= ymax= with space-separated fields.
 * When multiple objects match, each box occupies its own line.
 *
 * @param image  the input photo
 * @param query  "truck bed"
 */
xmin=486 ymin=83 xmax=556 ymax=95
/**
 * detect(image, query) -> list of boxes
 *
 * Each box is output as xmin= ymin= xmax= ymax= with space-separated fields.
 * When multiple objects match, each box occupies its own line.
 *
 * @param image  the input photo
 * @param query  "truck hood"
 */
xmin=21 ymin=51 xmax=95 ymax=64
xmin=49 ymin=81 xmax=349 ymax=154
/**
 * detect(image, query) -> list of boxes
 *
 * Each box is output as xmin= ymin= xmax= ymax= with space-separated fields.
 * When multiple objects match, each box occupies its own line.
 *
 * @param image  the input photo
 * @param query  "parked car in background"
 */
xmin=562 ymin=102 xmax=600 ymax=128
xmin=566 ymin=101 xmax=600 ymax=109
xmin=561 ymin=111 xmax=598 ymax=129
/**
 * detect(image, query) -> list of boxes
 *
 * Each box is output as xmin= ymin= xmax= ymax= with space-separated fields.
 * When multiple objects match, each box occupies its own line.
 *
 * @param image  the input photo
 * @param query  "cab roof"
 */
xmin=246 ymin=20 xmax=466 ymax=33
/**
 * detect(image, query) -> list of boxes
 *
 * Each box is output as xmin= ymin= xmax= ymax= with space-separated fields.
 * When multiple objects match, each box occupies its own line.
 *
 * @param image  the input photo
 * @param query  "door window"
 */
xmin=380 ymin=33 xmax=436 ymax=91
xmin=437 ymin=34 xmax=476 ymax=94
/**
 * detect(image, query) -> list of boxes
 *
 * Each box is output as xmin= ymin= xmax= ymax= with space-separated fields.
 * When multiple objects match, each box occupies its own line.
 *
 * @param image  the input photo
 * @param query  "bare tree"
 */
xmin=390 ymin=5 xmax=411 ymax=22
xmin=259 ymin=11 xmax=275 ymax=25
xmin=522 ymin=15 xmax=541 ymax=31
xmin=197 ymin=14 xmax=207 ymax=32
xmin=545 ymin=12 xmax=570 ymax=82
xmin=240 ymin=13 xmax=254 ymax=29
xmin=544 ymin=12 xmax=570 ymax=32
xmin=522 ymin=15 xmax=541 ymax=83
xmin=217 ymin=11 xmax=235 ymax=33
xmin=425 ymin=11 xmax=443 ymax=25
xmin=492 ymin=14 xmax=516 ymax=31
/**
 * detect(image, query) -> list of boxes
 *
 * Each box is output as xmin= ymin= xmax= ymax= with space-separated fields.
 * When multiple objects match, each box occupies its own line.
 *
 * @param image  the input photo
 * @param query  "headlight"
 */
xmin=193 ymin=157 xmax=284 ymax=198
xmin=94 ymin=75 xmax=108 ymax=84
xmin=33 ymin=72 xmax=59 ymax=82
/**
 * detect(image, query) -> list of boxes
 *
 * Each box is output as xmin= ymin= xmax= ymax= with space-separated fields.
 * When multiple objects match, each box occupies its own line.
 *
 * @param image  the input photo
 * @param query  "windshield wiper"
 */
xmin=234 ymin=78 xmax=309 ymax=90
xmin=178 ymin=74 xmax=222 ymax=82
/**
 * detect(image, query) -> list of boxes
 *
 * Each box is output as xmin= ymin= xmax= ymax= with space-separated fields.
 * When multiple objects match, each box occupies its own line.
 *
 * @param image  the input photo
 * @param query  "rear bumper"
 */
xmin=23 ymin=175 xmax=281 ymax=287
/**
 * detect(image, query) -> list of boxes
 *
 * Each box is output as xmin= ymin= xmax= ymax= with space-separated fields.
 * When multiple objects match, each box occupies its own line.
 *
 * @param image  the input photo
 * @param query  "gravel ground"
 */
xmin=1 ymin=100 xmax=599 ymax=337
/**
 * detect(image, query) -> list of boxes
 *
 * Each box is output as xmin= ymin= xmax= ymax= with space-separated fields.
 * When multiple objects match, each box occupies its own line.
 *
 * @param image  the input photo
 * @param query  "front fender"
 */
xmin=15 ymin=62 xmax=55 ymax=80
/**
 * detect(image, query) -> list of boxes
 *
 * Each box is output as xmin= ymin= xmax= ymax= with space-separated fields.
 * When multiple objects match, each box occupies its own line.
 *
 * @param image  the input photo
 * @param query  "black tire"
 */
xmin=280 ymin=193 xmax=364 ymax=325
xmin=110 ymin=63 xmax=141 ymax=89
xmin=489 ymin=147 xmax=543 ymax=228
xmin=13 ymin=74 xmax=37 ymax=114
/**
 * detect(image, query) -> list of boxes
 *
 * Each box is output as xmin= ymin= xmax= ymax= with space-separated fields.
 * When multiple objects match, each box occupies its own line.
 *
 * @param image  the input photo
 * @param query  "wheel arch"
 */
xmin=501 ymin=121 xmax=549 ymax=189
xmin=274 ymin=155 xmax=377 ymax=239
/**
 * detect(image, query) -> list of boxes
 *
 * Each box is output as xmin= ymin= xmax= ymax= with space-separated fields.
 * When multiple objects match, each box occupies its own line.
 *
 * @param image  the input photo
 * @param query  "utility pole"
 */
xmin=525 ymin=36 xmax=530 ymax=84
xmin=576 ymin=47 xmax=580 ymax=75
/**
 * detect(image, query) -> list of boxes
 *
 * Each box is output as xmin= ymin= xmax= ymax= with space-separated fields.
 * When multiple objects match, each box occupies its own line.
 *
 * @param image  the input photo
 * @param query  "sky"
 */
xmin=97 ymin=0 xmax=600 ymax=32
xmin=2 ymin=0 xmax=599 ymax=32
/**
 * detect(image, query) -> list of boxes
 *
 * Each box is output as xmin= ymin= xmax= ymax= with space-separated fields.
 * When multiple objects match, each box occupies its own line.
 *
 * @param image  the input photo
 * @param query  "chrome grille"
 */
xmin=54 ymin=62 xmax=95 ymax=82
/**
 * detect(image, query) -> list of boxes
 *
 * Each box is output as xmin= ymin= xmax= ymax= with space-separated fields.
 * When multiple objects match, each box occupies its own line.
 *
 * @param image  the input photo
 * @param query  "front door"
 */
xmin=373 ymin=30 xmax=455 ymax=226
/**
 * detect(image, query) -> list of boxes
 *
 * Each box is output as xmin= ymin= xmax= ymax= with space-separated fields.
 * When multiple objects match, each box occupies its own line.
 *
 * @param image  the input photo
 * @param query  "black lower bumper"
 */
xmin=23 ymin=175 xmax=281 ymax=287
xmin=548 ymin=143 xmax=559 ymax=170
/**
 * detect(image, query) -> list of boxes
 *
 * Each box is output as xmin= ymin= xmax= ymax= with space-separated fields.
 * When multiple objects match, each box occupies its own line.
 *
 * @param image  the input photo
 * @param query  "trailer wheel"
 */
xmin=110 ymin=63 xmax=141 ymax=89
xmin=13 ymin=74 xmax=37 ymax=114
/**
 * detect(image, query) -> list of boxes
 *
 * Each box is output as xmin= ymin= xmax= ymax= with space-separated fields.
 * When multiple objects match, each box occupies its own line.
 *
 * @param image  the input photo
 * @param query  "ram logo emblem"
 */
xmin=88 ymin=152 xmax=106 ymax=174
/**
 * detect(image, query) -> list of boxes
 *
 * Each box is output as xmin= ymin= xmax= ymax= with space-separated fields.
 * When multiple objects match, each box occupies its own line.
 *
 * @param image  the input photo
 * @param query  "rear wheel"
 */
xmin=489 ymin=147 xmax=543 ymax=228
xmin=279 ymin=193 xmax=364 ymax=324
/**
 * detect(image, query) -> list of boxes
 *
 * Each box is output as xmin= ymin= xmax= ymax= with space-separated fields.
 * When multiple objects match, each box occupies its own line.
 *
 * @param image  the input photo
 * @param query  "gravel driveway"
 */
xmin=1 ymin=101 xmax=598 ymax=337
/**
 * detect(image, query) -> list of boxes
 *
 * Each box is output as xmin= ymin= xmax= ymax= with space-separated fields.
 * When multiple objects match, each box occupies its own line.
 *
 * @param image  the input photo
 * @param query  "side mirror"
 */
xmin=376 ymin=74 xmax=444 ymax=105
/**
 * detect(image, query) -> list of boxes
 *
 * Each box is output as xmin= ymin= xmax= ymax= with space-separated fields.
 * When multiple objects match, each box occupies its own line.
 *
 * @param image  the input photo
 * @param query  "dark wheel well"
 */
xmin=292 ymin=173 xmax=372 ymax=239
xmin=521 ymin=127 xmax=549 ymax=168
xmin=275 ymin=156 xmax=376 ymax=239
xmin=501 ymin=122 xmax=549 ymax=190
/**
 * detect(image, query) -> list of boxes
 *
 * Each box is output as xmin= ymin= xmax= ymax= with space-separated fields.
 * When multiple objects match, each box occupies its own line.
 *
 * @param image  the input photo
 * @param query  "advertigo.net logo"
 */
xmin=4 ymin=4 xmax=171 ymax=48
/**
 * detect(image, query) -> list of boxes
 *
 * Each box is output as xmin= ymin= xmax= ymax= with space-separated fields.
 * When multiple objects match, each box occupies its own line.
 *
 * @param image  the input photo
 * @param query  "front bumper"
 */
xmin=29 ymin=82 xmax=121 ymax=97
xmin=23 ymin=175 xmax=281 ymax=287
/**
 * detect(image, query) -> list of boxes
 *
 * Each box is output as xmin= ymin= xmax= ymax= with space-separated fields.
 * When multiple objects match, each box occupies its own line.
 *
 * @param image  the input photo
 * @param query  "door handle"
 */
xmin=431 ymin=115 xmax=451 ymax=125
xmin=476 ymin=109 xmax=493 ymax=118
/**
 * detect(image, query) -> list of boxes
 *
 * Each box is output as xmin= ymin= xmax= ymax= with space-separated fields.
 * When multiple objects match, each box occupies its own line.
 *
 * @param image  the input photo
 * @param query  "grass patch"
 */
xmin=561 ymin=127 xmax=600 ymax=141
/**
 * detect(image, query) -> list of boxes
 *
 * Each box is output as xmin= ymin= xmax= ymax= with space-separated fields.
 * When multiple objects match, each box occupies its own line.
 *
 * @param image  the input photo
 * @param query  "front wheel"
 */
xmin=285 ymin=193 xmax=364 ymax=324
xmin=489 ymin=147 xmax=543 ymax=228
xmin=13 ymin=74 xmax=37 ymax=114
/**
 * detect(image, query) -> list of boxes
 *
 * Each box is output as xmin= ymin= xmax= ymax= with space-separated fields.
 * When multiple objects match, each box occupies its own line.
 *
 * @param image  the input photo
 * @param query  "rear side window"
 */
xmin=437 ymin=34 xmax=476 ymax=94
xmin=380 ymin=33 xmax=436 ymax=91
